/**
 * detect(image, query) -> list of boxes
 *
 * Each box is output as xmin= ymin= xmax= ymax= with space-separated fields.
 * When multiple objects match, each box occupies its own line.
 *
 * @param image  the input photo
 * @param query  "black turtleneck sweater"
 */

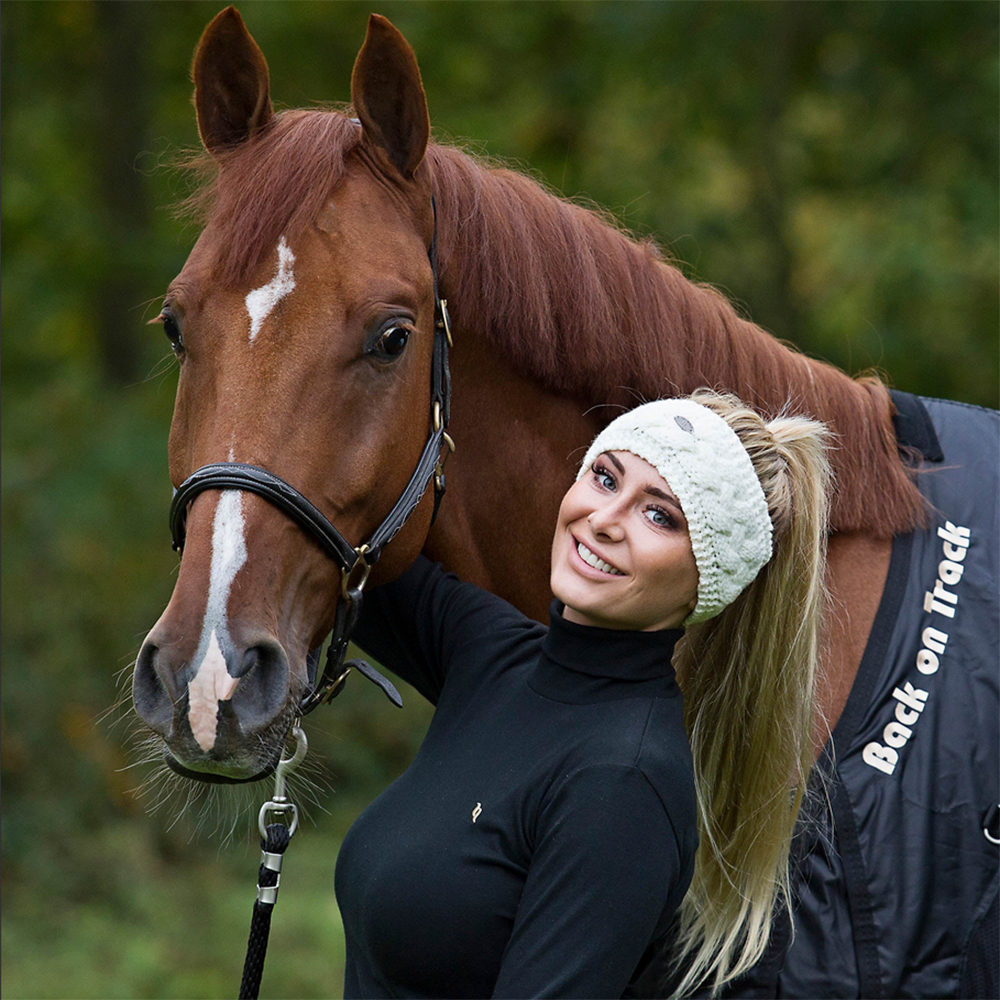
xmin=335 ymin=556 xmax=697 ymax=999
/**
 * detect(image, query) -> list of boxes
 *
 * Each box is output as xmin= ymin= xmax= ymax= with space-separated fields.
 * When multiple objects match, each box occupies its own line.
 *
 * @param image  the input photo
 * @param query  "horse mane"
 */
xmin=184 ymin=107 xmax=926 ymax=538
xmin=426 ymin=145 xmax=926 ymax=537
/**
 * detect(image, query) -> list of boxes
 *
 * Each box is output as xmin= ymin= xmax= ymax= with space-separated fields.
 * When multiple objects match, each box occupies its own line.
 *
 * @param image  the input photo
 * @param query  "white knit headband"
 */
xmin=578 ymin=398 xmax=773 ymax=624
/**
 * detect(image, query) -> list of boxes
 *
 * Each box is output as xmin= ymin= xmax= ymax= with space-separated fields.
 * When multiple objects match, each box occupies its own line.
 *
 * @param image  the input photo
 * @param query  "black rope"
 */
xmin=238 ymin=823 xmax=293 ymax=1000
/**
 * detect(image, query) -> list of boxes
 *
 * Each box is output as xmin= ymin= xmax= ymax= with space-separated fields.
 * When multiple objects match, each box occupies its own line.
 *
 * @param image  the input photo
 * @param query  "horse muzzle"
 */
xmin=133 ymin=627 xmax=296 ymax=780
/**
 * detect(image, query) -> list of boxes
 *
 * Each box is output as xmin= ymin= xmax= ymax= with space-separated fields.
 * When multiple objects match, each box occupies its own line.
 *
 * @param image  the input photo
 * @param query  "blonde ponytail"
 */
xmin=668 ymin=389 xmax=832 ymax=997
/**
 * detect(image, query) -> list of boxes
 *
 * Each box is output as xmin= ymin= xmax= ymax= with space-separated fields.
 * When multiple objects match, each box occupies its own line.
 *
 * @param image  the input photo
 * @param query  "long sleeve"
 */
xmin=492 ymin=763 xmax=688 ymax=999
xmin=352 ymin=555 xmax=532 ymax=704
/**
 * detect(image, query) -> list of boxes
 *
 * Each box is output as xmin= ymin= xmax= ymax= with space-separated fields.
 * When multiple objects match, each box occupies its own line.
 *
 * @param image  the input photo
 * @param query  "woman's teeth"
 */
xmin=577 ymin=541 xmax=624 ymax=576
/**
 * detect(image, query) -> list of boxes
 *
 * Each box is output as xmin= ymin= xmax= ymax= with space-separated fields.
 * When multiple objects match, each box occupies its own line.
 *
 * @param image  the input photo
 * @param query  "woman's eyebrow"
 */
xmin=602 ymin=451 xmax=625 ymax=475
xmin=645 ymin=485 xmax=684 ymax=513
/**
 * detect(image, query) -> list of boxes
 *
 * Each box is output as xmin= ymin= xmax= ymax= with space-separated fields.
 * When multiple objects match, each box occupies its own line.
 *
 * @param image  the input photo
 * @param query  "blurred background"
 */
xmin=2 ymin=2 xmax=997 ymax=997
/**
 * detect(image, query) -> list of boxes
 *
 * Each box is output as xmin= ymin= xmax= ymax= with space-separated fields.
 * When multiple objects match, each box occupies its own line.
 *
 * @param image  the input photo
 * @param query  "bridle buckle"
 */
xmin=340 ymin=544 xmax=372 ymax=599
xmin=437 ymin=298 xmax=453 ymax=348
xmin=433 ymin=401 xmax=457 ymax=454
xmin=320 ymin=665 xmax=352 ymax=704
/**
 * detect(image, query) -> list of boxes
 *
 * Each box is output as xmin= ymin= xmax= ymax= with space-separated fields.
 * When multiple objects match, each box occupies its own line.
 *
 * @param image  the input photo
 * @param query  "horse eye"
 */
xmin=162 ymin=313 xmax=184 ymax=353
xmin=375 ymin=325 xmax=410 ymax=358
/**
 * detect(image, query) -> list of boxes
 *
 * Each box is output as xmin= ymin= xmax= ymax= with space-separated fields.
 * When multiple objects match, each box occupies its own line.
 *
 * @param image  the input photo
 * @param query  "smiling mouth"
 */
xmin=575 ymin=539 xmax=625 ymax=576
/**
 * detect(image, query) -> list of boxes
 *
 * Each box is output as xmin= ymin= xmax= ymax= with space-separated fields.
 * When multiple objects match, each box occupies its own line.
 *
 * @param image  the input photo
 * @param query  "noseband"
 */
xmin=168 ymin=199 xmax=454 ymax=717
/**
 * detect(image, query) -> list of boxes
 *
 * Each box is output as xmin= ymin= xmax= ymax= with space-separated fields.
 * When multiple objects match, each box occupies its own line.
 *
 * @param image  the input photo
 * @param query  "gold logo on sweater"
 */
xmin=472 ymin=802 xmax=482 ymax=823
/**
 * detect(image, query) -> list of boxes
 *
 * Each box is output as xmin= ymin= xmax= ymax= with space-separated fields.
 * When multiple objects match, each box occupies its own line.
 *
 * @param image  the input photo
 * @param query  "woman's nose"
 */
xmin=588 ymin=502 xmax=625 ymax=540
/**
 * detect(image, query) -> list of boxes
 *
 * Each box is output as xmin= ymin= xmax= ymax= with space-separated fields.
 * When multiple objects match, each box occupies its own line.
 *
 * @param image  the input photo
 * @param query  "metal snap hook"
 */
xmin=257 ymin=724 xmax=307 ymax=840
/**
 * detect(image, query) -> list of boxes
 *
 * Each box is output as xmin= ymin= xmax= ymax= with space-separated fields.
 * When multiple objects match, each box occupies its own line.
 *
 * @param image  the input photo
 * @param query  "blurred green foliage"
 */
xmin=2 ymin=2 xmax=996 ymax=997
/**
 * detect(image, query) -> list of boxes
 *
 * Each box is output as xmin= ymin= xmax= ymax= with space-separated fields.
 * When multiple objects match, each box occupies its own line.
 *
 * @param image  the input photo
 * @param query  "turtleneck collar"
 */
xmin=529 ymin=600 xmax=683 ymax=704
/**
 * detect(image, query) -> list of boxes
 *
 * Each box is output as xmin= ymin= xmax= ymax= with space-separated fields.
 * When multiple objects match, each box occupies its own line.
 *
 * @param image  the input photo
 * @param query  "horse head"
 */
xmin=134 ymin=8 xmax=442 ymax=780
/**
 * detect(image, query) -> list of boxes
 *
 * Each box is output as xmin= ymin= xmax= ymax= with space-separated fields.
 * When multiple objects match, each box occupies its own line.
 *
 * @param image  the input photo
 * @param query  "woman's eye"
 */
xmin=645 ymin=507 xmax=674 ymax=529
xmin=374 ymin=325 xmax=411 ymax=359
xmin=592 ymin=464 xmax=616 ymax=490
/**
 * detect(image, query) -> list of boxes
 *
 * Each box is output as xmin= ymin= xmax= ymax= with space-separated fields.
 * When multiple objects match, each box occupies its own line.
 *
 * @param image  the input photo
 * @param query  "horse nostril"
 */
xmin=234 ymin=646 xmax=260 ymax=679
xmin=133 ymin=643 xmax=176 ymax=736
xmin=230 ymin=642 xmax=289 ymax=727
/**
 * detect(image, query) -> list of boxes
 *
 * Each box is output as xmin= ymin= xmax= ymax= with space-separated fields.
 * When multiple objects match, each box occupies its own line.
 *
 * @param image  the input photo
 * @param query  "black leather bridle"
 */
xmin=168 ymin=199 xmax=454 ymax=717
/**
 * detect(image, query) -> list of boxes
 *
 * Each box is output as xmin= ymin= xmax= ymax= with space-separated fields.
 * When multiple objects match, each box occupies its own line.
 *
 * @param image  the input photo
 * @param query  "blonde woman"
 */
xmin=335 ymin=390 xmax=831 ymax=998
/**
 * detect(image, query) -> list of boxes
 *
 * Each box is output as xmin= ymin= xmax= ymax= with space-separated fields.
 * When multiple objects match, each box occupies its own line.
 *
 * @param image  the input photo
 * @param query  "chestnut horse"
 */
xmin=135 ymin=8 xmax=997 ymax=997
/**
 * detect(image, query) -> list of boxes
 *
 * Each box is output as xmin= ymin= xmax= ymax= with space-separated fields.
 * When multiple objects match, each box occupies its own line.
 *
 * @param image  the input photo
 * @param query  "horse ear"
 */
xmin=351 ymin=15 xmax=430 ymax=179
xmin=192 ymin=7 xmax=273 ymax=157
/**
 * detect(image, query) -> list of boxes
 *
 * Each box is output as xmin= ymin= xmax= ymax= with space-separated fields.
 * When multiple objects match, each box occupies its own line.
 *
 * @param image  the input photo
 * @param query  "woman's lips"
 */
xmin=571 ymin=535 xmax=625 ymax=577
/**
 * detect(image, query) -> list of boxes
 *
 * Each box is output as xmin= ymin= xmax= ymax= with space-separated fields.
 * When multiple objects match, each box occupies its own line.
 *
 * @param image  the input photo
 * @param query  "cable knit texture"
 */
xmin=578 ymin=399 xmax=773 ymax=623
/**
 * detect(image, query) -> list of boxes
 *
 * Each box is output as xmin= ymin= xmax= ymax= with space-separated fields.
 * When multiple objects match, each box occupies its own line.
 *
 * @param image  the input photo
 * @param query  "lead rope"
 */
xmin=239 ymin=726 xmax=308 ymax=1000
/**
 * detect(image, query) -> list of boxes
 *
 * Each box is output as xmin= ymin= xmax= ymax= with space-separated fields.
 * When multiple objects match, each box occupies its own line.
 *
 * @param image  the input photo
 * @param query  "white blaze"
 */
xmin=188 ymin=630 xmax=239 ymax=751
xmin=187 ymin=489 xmax=247 ymax=751
xmin=245 ymin=236 xmax=296 ymax=343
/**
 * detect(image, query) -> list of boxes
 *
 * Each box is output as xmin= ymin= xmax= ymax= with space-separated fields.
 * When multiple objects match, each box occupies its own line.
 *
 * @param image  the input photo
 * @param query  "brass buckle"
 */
xmin=340 ymin=544 xmax=372 ymax=598
xmin=320 ymin=665 xmax=352 ymax=705
xmin=433 ymin=434 xmax=456 ymax=495
xmin=436 ymin=299 xmax=453 ymax=348
xmin=432 ymin=402 xmax=457 ymax=458
xmin=432 ymin=402 xmax=456 ymax=495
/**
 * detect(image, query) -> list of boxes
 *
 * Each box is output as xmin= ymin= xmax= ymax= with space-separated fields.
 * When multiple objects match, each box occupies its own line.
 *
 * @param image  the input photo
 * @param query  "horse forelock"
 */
xmin=178 ymin=108 xmax=925 ymax=537
xmin=180 ymin=108 xmax=362 ymax=288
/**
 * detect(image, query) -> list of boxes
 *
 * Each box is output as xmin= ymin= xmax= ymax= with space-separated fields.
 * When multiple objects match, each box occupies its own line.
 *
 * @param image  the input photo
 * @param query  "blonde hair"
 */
xmin=668 ymin=389 xmax=832 ymax=997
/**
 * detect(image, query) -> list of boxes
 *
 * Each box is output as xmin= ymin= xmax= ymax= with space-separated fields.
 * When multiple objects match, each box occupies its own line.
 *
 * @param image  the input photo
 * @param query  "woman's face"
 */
xmin=550 ymin=450 xmax=699 ymax=631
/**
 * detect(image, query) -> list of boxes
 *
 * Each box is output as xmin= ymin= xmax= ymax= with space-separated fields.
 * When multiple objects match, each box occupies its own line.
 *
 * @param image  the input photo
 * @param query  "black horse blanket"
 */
xmin=728 ymin=393 xmax=999 ymax=999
